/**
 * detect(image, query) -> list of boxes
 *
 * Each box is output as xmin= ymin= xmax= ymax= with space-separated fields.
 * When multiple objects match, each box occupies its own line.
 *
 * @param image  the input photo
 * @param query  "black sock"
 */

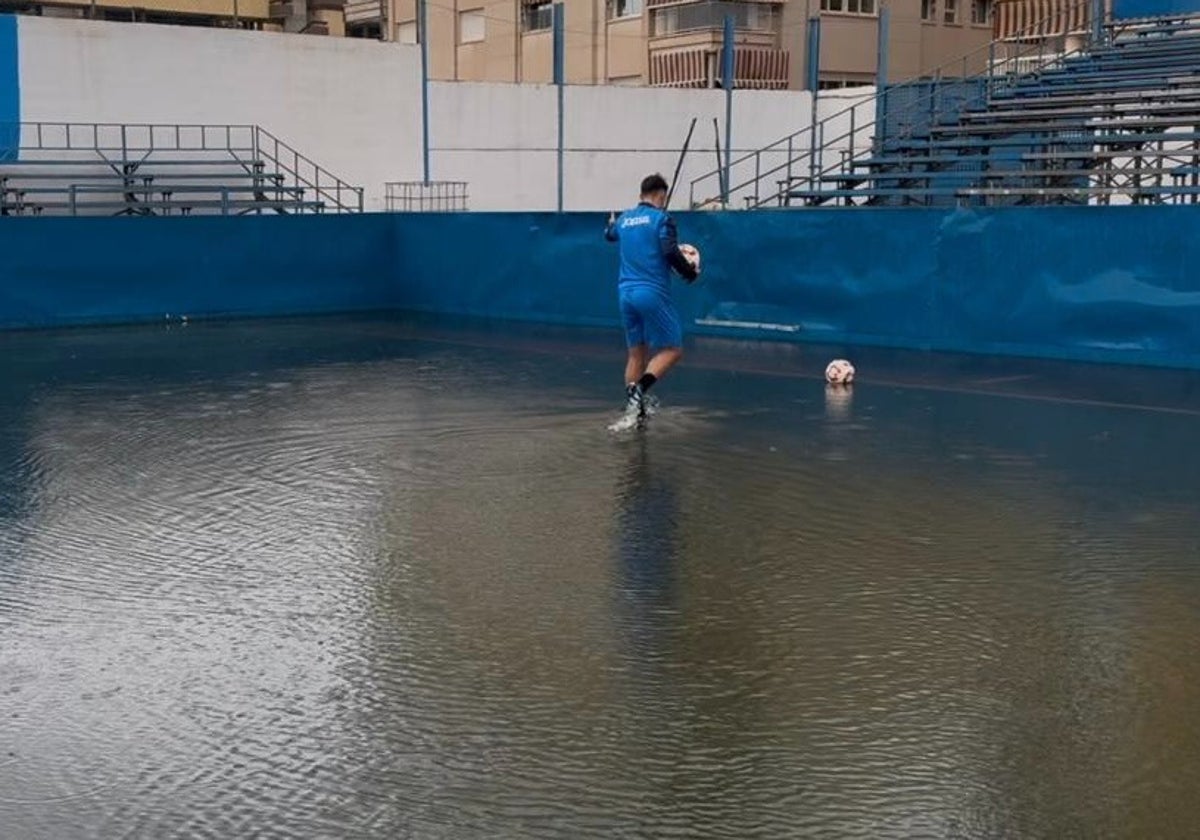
xmin=638 ymin=373 xmax=658 ymax=392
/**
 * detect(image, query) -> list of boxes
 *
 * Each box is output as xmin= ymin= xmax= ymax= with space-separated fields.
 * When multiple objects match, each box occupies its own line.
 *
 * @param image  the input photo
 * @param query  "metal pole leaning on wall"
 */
xmin=874 ymin=6 xmax=890 ymax=154
xmin=419 ymin=0 xmax=431 ymax=184
xmin=722 ymin=15 xmax=734 ymax=206
xmin=553 ymin=2 xmax=565 ymax=213
xmin=806 ymin=15 xmax=821 ymax=193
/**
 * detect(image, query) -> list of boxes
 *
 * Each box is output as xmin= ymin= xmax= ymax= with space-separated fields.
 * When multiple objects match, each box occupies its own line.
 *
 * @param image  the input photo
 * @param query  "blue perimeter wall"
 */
xmin=393 ymin=207 xmax=1200 ymax=369
xmin=0 ymin=214 xmax=395 ymax=324
xmin=0 ymin=16 xmax=18 ymax=161
xmin=2 ymin=206 xmax=1200 ymax=369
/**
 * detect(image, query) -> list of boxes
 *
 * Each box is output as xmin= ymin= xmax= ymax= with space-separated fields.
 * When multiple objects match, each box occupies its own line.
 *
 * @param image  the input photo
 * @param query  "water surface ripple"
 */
xmin=1 ymin=317 xmax=1199 ymax=839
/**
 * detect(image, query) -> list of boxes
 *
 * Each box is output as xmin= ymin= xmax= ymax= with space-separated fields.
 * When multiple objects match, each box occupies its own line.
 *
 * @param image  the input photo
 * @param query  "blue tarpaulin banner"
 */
xmin=2 ymin=207 xmax=1200 ymax=370
xmin=0 ymin=16 xmax=19 ymax=162
xmin=1113 ymin=0 xmax=1200 ymax=18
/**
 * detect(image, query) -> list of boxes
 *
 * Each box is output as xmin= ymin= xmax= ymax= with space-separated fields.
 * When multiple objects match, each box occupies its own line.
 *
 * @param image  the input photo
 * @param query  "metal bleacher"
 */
xmin=689 ymin=4 xmax=1200 ymax=209
xmin=0 ymin=123 xmax=363 ymax=217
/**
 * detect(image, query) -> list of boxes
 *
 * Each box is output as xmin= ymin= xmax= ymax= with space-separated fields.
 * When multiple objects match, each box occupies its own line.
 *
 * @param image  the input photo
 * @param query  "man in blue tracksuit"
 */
xmin=605 ymin=173 xmax=699 ymax=423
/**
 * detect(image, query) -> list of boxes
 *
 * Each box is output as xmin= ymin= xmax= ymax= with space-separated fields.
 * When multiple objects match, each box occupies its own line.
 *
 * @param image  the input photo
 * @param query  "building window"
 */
xmin=744 ymin=2 xmax=778 ymax=27
xmin=610 ymin=0 xmax=644 ymax=19
xmin=921 ymin=0 xmax=936 ymax=20
xmin=821 ymin=0 xmax=875 ymax=13
xmin=653 ymin=7 xmax=678 ymax=34
xmin=652 ymin=1 xmax=780 ymax=36
xmin=971 ymin=0 xmax=992 ymax=24
xmin=944 ymin=0 xmax=957 ymax=23
xmin=397 ymin=20 xmax=418 ymax=43
xmin=523 ymin=1 xmax=554 ymax=32
xmin=459 ymin=9 xmax=485 ymax=42
xmin=818 ymin=77 xmax=873 ymax=90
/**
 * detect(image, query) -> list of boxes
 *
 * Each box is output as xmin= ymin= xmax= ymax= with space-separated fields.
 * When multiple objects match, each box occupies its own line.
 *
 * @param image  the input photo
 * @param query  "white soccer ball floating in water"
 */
xmin=679 ymin=243 xmax=701 ymax=273
xmin=825 ymin=358 xmax=855 ymax=385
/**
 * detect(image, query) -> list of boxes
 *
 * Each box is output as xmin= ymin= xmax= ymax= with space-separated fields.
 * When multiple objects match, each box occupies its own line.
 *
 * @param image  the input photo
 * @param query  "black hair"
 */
xmin=640 ymin=173 xmax=669 ymax=196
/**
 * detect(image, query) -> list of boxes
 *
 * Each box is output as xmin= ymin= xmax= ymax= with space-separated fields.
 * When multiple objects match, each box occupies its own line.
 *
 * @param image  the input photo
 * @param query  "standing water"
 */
xmin=1 ymin=315 xmax=1199 ymax=838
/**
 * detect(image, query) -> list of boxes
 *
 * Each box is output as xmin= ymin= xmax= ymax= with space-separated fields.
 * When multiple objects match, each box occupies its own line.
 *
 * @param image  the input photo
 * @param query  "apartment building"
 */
xmin=0 ymin=0 xmax=999 ymax=88
xmin=0 ymin=0 xmax=347 ymax=34
xmin=356 ymin=0 xmax=997 ymax=89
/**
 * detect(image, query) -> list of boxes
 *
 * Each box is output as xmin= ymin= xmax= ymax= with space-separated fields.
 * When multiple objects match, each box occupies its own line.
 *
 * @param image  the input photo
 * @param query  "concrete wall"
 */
xmin=430 ymin=81 xmax=873 ymax=211
xmin=9 ymin=14 xmax=855 ymax=211
xmin=15 ymin=15 xmax=425 ymax=210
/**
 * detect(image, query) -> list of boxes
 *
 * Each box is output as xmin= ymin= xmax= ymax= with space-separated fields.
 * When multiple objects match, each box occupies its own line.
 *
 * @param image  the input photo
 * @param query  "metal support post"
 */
xmin=805 ymin=15 xmax=821 ymax=92
xmin=807 ymin=16 xmax=821 ymax=189
xmin=554 ymin=2 xmax=565 ymax=213
xmin=874 ymin=7 xmax=891 ymax=152
xmin=419 ymin=0 xmax=431 ymax=184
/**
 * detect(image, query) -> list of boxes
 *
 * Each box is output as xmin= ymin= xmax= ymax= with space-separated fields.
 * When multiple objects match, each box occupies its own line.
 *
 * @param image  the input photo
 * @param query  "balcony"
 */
xmin=648 ymin=44 xmax=789 ymax=88
xmin=647 ymin=0 xmax=787 ymax=88
xmin=994 ymin=0 xmax=1092 ymax=40
xmin=648 ymin=0 xmax=783 ymax=39
xmin=344 ymin=0 xmax=386 ymax=25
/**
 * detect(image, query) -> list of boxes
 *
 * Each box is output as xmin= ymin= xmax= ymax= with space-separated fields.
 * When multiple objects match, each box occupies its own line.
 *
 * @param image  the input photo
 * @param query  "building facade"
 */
xmin=1 ymin=0 xmax=999 ymax=89
xmin=361 ymin=0 xmax=998 ymax=89
xmin=0 ymin=0 xmax=347 ymax=34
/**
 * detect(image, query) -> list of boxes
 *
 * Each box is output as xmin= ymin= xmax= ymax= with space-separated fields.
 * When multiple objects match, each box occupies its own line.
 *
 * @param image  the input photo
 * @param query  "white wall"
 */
xmin=18 ymin=16 xmax=423 ymax=211
xmin=431 ymin=83 xmax=872 ymax=211
xmin=17 ymin=16 xmax=874 ymax=212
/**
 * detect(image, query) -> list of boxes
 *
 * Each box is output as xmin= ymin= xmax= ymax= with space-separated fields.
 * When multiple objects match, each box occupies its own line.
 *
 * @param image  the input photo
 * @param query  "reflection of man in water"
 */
xmin=614 ymin=437 xmax=680 ymax=661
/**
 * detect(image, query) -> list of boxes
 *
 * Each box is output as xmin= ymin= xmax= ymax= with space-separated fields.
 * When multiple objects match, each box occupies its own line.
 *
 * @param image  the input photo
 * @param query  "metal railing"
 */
xmin=1 ymin=121 xmax=363 ymax=213
xmin=385 ymin=181 xmax=469 ymax=212
xmin=687 ymin=0 xmax=1102 ymax=209
xmin=252 ymin=126 xmax=363 ymax=212
xmin=8 ymin=122 xmax=257 ymax=159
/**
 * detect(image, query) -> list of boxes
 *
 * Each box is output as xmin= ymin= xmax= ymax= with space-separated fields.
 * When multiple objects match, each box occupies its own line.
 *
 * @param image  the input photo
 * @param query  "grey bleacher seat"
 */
xmin=0 ymin=122 xmax=362 ymax=216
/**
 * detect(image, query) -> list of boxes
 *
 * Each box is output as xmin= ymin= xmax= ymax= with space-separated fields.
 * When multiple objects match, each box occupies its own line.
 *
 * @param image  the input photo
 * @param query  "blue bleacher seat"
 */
xmin=786 ymin=10 xmax=1200 ymax=208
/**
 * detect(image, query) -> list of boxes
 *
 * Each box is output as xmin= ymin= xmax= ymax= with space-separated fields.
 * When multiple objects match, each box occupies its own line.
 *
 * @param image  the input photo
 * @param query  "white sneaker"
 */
xmin=608 ymin=384 xmax=646 ymax=432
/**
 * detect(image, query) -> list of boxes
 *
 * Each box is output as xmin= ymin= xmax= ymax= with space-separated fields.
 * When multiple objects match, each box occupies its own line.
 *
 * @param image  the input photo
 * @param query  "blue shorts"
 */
xmin=618 ymin=284 xmax=682 ymax=349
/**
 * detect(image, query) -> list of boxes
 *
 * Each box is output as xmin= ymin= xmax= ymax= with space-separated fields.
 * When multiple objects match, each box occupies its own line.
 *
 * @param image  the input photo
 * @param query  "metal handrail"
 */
xmin=10 ymin=121 xmax=257 ymax=155
xmin=253 ymin=126 xmax=364 ymax=212
xmin=688 ymin=0 xmax=1101 ymax=209
xmin=385 ymin=180 xmax=469 ymax=212
xmin=788 ymin=41 xmax=1095 ymax=206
